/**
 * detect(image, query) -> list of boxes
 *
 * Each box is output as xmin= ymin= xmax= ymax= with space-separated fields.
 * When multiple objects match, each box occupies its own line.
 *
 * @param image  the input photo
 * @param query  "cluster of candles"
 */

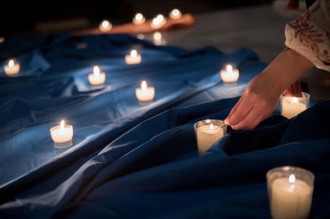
xmin=99 ymin=9 xmax=182 ymax=32
xmin=194 ymin=118 xmax=314 ymax=219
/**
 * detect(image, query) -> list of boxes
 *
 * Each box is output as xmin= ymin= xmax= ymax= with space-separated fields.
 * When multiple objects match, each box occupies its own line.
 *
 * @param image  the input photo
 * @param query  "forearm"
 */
xmin=259 ymin=47 xmax=314 ymax=95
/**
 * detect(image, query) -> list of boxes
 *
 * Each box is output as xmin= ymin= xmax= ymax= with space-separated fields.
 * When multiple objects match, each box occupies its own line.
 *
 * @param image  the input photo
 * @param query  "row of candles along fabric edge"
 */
xmin=99 ymin=9 xmax=183 ymax=32
xmin=4 ymin=58 xmax=310 ymax=118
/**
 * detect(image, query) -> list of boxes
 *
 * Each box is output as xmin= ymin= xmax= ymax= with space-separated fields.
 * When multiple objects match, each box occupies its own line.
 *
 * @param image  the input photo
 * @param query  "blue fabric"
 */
xmin=0 ymin=33 xmax=328 ymax=219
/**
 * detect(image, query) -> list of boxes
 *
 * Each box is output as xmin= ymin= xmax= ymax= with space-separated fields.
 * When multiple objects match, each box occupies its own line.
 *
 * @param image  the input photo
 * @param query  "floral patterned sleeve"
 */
xmin=285 ymin=0 xmax=330 ymax=71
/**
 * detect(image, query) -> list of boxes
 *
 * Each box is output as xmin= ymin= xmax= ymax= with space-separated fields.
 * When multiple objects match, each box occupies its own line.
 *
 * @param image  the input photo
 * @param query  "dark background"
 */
xmin=0 ymin=0 xmax=272 ymax=37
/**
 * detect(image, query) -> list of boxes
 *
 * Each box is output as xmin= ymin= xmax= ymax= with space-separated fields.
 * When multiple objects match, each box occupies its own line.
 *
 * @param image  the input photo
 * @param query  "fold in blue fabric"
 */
xmin=0 ymin=33 xmax=328 ymax=219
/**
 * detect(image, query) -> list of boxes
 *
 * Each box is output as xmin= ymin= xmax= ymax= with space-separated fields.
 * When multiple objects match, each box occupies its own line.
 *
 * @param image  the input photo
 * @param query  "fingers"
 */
xmin=231 ymin=106 xmax=263 ymax=130
xmin=225 ymin=95 xmax=253 ymax=127
xmin=226 ymin=96 xmax=244 ymax=122
xmin=284 ymin=81 xmax=302 ymax=97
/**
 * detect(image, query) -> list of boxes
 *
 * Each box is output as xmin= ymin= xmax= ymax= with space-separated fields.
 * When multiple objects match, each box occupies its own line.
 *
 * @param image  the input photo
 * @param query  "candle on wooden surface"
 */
xmin=50 ymin=120 xmax=74 ymax=148
xmin=88 ymin=66 xmax=106 ymax=85
xmin=220 ymin=64 xmax=239 ymax=83
xmin=135 ymin=80 xmax=155 ymax=104
xmin=4 ymin=59 xmax=20 ymax=76
xmin=125 ymin=49 xmax=142 ymax=65
xmin=150 ymin=14 xmax=166 ymax=29
xmin=99 ymin=20 xmax=112 ymax=32
xmin=194 ymin=119 xmax=227 ymax=155
xmin=169 ymin=9 xmax=182 ymax=19
xmin=281 ymin=93 xmax=309 ymax=118
xmin=267 ymin=166 xmax=314 ymax=219
xmin=133 ymin=13 xmax=145 ymax=25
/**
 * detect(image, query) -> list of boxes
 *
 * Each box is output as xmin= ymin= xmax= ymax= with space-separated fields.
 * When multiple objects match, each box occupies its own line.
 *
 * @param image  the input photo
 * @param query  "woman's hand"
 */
xmin=224 ymin=47 xmax=314 ymax=130
xmin=224 ymin=73 xmax=283 ymax=130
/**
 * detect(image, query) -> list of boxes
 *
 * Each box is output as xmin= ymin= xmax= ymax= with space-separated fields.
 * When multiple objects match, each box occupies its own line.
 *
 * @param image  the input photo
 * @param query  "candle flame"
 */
xmin=8 ymin=59 xmax=14 ymax=68
xmin=102 ymin=20 xmax=109 ymax=28
xmin=154 ymin=32 xmax=162 ymax=40
xmin=289 ymin=174 xmax=296 ymax=184
xmin=210 ymin=123 xmax=214 ymax=130
xmin=141 ymin=80 xmax=147 ymax=90
xmin=130 ymin=50 xmax=138 ymax=58
xmin=157 ymin=14 xmax=164 ymax=22
xmin=60 ymin=120 xmax=65 ymax=130
xmin=172 ymin=9 xmax=180 ymax=16
xmin=226 ymin=65 xmax=233 ymax=73
xmin=93 ymin=66 xmax=100 ymax=76
xmin=206 ymin=119 xmax=211 ymax=123
xmin=135 ymin=13 xmax=143 ymax=21
xmin=292 ymin=97 xmax=298 ymax=103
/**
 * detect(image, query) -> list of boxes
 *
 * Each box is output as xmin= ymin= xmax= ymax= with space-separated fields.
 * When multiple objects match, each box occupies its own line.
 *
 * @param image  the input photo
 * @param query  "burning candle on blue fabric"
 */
xmin=50 ymin=120 xmax=74 ymax=147
xmin=135 ymin=80 xmax=155 ymax=102
xmin=125 ymin=49 xmax=142 ymax=65
xmin=4 ymin=59 xmax=20 ymax=75
xmin=88 ymin=66 xmax=106 ymax=85
xmin=220 ymin=64 xmax=239 ymax=83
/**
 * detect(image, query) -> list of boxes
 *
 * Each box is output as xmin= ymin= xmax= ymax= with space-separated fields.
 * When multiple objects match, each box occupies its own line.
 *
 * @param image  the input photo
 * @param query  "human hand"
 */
xmin=283 ymin=80 xmax=302 ymax=97
xmin=224 ymin=73 xmax=283 ymax=130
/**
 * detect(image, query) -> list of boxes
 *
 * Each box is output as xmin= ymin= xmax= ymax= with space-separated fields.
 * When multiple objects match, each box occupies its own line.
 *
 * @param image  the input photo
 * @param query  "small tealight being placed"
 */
xmin=88 ymin=66 xmax=106 ymax=85
xmin=125 ymin=49 xmax=142 ymax=65
xmin=4 ymin=59 xmax=20 ymax=76
xmin=169 ymin=9 xmax=182 ymax=19
xmin=99 ymin=20 xmax=112 ymax=32
xmin=133 ymin=13 xmax=146 ymax=25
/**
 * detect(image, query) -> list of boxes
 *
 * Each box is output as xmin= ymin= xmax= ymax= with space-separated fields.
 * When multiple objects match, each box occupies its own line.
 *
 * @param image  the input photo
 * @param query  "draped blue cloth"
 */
xmin=0 ymin=33 xmax=328 ymax=219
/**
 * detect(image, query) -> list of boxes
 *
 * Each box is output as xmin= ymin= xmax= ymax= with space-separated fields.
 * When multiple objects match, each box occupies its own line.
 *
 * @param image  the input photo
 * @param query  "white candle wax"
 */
xmin=281 ymin=97 xmax=307 ymax=119
xmin=125 ymin=50 xmax=142 ymax=65
xmin=50 ymin=120 xmax=74 ymax=147
xmin=150 ymin=14 xmax=166 ymax=29
xmin=4 ymin=59 xmax=20 ymax=76
xmin=135 ymin=81 xmax=155 ymax=102
xmin=88 ymin=66 xmax=106 ymax=85
xmin=196 ymin=123 xmax=224 ymax=155
xmin=133 ymin=13 xmax=145 ymax=25
xmin=99 ymin=20 xmax=112 ymax=32
xmin=270 ymin=175 xmax=313 ymax=219
xmin=169 ymin=9 xmax=182 ymax=19
xmin=220 ymin=64 xmax=239 ymax=83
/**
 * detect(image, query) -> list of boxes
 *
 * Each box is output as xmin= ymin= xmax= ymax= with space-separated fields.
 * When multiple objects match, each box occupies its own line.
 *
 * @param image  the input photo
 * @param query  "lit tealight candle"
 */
xmin=4 ymin=59 xmax=20 ymax=76
xmin=125 ymin=49 xmax=142 ymax=65
xmin=150 ymin=14 xmax=166 ymax=29
xmin=135 ymin=80 xmax=155 ymax=104
xmin=280 ymin=92 xmax=309 ymax=119
xmin=50 ymin=120 xmax=74 ymax=148
xmin=267 ymin=166 xmax=314 ymax=219
xmin=133 ymin=13 xmax=146 ymax=25
xmin=99 ymin=20 xmax=112 ymax=32
xmin=88 ymin=66 xmax=106 ymax=85
xmin=194 ymin=119 xmax=227 ymax=155
xmin=220 ymin=64 xmax=239 ymax=83
xmin=169 ymin=9 xmax=182 ymax=19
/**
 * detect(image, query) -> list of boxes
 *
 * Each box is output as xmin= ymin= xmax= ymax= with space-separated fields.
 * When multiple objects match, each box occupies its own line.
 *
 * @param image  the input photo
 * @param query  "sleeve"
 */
xmin=285 ymin=0 xmax=330 ymax=72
